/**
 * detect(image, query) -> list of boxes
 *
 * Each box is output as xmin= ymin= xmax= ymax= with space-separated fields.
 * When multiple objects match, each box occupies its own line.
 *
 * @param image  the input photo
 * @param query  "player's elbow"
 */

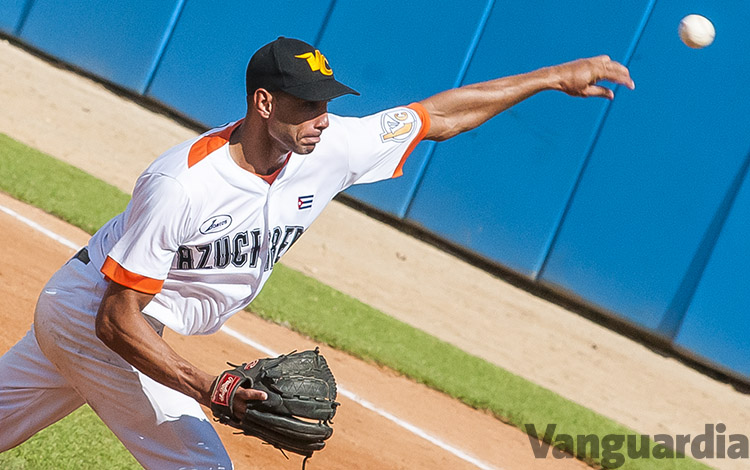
xmin=94 ymin=286 xmax=124 ymax=347
xmin=95 ymin=305 xmax=118 ymax=346
xmin=426 ymin=129 xmax=453 ymax=142
xmin=95 ymin=281 xmax=156 ymax=347
xmin=425 ymin=119 xmax=469 ymax=142
xmin=424 ymin=116 xmax=463 ymax=142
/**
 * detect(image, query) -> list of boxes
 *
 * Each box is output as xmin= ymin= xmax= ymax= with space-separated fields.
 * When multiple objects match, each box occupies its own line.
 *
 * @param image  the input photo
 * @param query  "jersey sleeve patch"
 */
xmin=101 ymin=256 xmax=165 ymax=294
xmin=391 ymin=102 xmax=431 ymax=178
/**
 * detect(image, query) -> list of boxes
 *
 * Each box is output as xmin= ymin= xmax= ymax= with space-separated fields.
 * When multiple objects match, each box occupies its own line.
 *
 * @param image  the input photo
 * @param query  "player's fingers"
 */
xmin=583 ymin=85 xmax=615 ymax=99
xmin=602 ymin=59 xmax=635 ymax=90
xmin=231 ymin=388 xmax=269 ymax=418
xmin=240 ymin=387 xmax=268 ymax=401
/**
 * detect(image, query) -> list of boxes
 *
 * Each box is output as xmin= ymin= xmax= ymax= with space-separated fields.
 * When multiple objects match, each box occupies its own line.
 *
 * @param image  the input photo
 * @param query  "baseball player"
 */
xmin=0 ymin=37 xmax=633 ymax=468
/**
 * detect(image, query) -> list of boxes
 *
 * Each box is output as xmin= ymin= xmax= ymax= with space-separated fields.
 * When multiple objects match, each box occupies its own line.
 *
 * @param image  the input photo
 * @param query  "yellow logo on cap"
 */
xmin=295 ymin=50 xmax=333 ymax=76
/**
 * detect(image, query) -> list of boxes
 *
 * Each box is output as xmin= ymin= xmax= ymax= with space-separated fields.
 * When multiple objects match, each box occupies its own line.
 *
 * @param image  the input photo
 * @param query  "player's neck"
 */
xmin=228 ymin=119 xmax=288 ymax=176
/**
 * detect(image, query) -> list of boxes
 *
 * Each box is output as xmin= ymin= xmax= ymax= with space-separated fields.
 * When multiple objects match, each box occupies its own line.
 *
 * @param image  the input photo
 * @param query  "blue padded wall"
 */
xmin=17 ymin=0 xmax=182 ymax=92
xmin=673 ymin=161 xmax=750 ymax=379
xmin=320 ymin=0 xmax=494 ymax=216
xmin=404 ymin=0 xmax=651 ymax=277
xmin=538 ymin=0 xmax=750 ymax=331
xmin=145 ymin=0 xmax=332 ymax=127
xmin=3 ymin=0 xmax=750 ymax=379
xmin=0 ymin=0 xmax=32 ymax=34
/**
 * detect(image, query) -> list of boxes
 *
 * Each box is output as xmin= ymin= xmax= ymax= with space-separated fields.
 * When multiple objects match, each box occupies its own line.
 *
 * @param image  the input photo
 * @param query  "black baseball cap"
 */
xmin=246 ymin=37 xmax=359 ymax=102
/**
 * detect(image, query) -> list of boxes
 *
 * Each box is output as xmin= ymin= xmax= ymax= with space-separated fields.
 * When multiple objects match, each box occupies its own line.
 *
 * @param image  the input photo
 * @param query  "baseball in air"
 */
xmin=678 ymin=14 xmax=715 ymax=49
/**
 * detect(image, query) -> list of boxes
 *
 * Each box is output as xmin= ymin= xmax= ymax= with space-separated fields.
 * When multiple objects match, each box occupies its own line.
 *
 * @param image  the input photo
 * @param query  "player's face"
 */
xmin=268 ymin=92 xmax=329 ymax=155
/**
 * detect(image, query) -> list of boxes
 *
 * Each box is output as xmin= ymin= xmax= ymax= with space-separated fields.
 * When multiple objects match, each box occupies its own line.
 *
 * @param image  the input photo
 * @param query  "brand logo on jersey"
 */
xmin=294 ymin=50 xmax=333 ymax=76
xmin=200 ymin=215 xmax=233 ymax=235
xmin=298 ymin=195 xmax=314 ymax=210
xmin=380 ymin=109 xmax=417 ymax=143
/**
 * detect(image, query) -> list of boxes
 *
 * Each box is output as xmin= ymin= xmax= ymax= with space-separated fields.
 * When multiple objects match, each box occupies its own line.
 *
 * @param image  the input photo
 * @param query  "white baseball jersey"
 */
xmin=87 ymin=103 xmax=429 ymax=336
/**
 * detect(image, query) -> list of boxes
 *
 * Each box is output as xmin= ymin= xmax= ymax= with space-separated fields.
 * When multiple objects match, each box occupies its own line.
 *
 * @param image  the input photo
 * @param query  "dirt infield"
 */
xmin=0 ymin=192 xmax=587 ymax=469
xmin=1 ymin=37 xmax=750 ymax=469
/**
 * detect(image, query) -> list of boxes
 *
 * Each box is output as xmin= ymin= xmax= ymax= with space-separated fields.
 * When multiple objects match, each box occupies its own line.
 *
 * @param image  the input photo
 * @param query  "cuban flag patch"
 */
xmin=298 ymin=195 xmax=314 ymax=210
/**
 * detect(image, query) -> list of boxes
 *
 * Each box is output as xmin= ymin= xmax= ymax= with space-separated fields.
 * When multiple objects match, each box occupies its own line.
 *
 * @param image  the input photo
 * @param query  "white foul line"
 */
xmin=0 ymin=205 xmax=80 ymax=251
xmin=1 ymin=203 xmax=500 ymax=470
xmin=221 ymin=326 xmax=499 ymax=470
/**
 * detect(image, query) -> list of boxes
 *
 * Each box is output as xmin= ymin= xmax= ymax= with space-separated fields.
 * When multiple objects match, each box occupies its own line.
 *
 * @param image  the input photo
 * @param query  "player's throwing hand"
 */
xmin=549 ymin=55 xmax=635 ymax=99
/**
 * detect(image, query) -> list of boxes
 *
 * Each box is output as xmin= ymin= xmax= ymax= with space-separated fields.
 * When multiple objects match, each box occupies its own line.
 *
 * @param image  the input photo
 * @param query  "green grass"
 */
xmin=0 ymin=133 xmax=710 ymax=470
xmin=252 ymin=265 xmax=707 ymax=469
xmin=0 ymin=134 xmax=129 ymax=233
xmin=0 ymin=407 xmax=139 ymax=469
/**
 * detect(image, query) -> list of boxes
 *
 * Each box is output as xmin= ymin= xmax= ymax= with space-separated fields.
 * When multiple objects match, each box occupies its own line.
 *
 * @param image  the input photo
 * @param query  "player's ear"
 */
xmin=252 ymin=88 xmax=273 ymax=119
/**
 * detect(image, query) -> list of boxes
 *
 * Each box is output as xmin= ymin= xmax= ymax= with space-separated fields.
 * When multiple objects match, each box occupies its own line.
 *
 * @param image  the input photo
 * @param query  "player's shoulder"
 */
xmin=144 ymin=120 xmax=240 ymax=179
xmin=323 ymin=104 xmax=426 ymax=147
xmin=329 ymin=104 xmax=425 ymax=129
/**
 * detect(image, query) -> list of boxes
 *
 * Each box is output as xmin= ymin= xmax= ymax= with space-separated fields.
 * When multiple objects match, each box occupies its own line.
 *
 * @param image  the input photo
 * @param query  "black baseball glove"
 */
xmin=210 ymin=347 xmax=339 ymax=459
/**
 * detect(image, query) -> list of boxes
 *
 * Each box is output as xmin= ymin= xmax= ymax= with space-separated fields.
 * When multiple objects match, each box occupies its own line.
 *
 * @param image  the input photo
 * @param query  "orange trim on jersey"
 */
xmin=392 ymin=102 xmax=431 ymax=178
xmin=256 ymin=152 xmax=292 ymax=185
xmin=101 ymin=256 xmax=165 ymax=295
xmin=187 ymin=120 xmax=243 ymax=168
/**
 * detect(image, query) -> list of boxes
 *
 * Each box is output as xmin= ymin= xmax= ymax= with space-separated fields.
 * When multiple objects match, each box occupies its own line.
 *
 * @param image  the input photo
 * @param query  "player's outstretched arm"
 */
xmin=419 ymin=55 xmax=635 ymax=141
xmin=95 ymin=282 xmax=267 ymax=416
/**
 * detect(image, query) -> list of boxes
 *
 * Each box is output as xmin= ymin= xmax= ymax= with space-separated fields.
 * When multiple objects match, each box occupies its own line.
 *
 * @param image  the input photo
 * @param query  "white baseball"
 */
xmin=679 ymin=14 xmax=715 ymax=49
